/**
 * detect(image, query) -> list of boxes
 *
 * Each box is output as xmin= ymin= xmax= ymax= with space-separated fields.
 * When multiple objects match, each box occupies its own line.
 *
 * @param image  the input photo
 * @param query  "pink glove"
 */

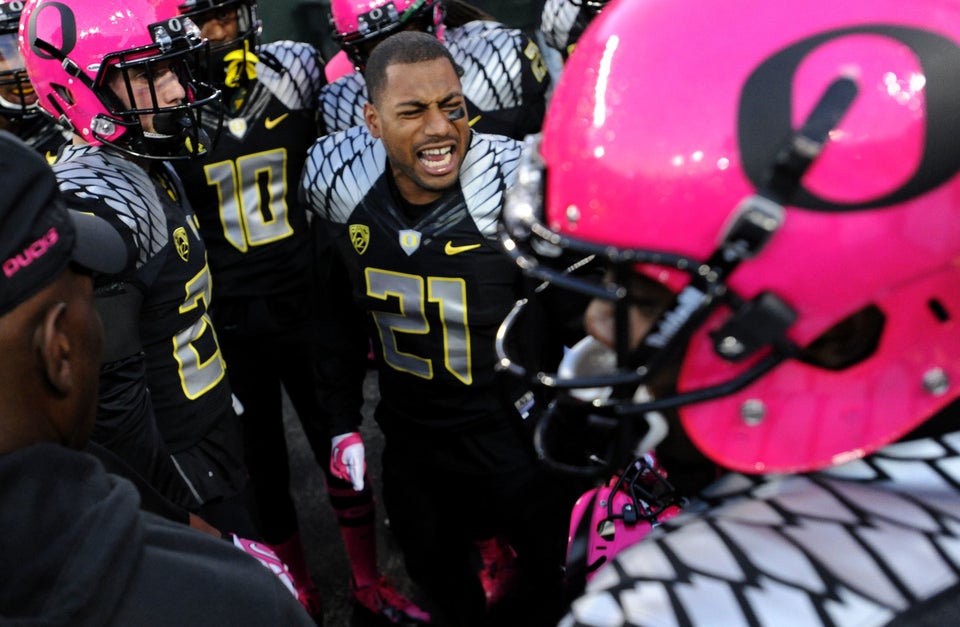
xmin=331 ymin=431 xmax=366 ymax=491
xmin=231 ymin=534 xmax=297 ymax=598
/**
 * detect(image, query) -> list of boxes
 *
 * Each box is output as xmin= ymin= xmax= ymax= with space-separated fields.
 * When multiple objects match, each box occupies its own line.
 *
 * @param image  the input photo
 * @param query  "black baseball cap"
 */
xmin=0 ymin=130 xmax=126 ymax=317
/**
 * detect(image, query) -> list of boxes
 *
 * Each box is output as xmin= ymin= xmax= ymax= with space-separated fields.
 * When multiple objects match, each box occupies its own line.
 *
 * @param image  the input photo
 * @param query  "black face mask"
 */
xmin=142 ymin=109 xmax=214 ymax=159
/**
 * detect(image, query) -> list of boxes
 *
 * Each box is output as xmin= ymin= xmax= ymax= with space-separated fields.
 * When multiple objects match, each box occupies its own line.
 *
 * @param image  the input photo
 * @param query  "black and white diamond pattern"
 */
xmin=562 ymin=434 xmax=960 ymax=626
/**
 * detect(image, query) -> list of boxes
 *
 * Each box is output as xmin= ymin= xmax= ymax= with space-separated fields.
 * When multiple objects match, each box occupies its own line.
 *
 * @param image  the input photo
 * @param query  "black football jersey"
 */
xmin=173 ymin=41 xmax=325 ymax=299
xmin=16 ymin=115 xmax=70 ymax=163
xmin=54 ymin=145 xmax=231 ymax=451
xmin=563 ymin=433 xmax=960 ymax=626
xmin=317 ymin=21 xmax=550 ymax=140
xmin=302 ymin=126 xmax=524 ymax=431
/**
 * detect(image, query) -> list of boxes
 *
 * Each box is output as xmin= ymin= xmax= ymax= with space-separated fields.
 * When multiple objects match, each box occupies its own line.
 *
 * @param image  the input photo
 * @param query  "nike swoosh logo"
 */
xmin=444 ymin=242 xmax=481 ymax=255
xmin=468 ymin=115 xmax=482 ymax=127
xmin=264 ymin=113 xmax=289 ymax=129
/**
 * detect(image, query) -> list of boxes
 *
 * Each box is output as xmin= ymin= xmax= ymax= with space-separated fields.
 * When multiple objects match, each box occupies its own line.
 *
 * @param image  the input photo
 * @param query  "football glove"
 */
xmin=230 ymin=534 xmax=298 ymax=598
xmin=331 ymin=431 xmax=366 ymax=491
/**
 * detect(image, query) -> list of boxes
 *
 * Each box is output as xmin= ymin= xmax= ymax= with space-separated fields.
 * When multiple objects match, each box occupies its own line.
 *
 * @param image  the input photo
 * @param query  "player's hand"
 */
xmin=230 ymin=534 xmax=298 ymax=598
xmin=331 ymin=431 xmax=366 ymax=491
xmin=188 ymin=513 xmax=222 ymax=537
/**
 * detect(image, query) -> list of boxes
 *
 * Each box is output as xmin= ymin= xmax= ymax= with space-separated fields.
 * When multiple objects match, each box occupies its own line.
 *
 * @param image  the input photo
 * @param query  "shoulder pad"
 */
xmin=318 ymin=73 xmax=368 ymax=134
xmin=447 ymin=23 xmax=526 ymax=111
xmin=302 ymin=126 xmax=385 ymax=224
xmin=53 ymin=146 xmax=168 ymax=268
xmin=256 ymin=40 xmax=326 ymax=109
xmin=460 ymin=133 xmax=523 ymax=237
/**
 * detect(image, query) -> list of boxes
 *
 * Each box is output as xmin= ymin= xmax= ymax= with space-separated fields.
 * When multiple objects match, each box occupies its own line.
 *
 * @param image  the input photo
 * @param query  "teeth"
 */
xmin=420 ymin=152 xmax=452 ymax=169
xmin=419 ymin=145 xmax=453 ymax=171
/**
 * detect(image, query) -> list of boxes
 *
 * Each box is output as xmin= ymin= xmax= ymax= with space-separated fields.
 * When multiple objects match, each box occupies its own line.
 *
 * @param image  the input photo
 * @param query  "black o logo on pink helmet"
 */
xmin=27 ymin=0 xmax=78 ymax=60
xmin=739 ymin=25 xmax=960 ymax=211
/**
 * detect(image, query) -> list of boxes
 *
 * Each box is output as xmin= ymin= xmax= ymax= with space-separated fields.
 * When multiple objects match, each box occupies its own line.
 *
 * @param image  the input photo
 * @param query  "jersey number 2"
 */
xmin=174 ymin=264 xmax=227 ymax=399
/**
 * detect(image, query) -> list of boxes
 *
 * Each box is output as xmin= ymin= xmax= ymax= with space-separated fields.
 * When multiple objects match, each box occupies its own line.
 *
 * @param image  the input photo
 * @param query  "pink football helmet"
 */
xmin=498 ymin=0 xmax=960 ymax=475
xmin=566 ymin=454 xmax=682 ymax=588
xmin=329 ymin=0 xmax=445 ymax=70
xmin=20 ymin=0 xmax=219 ymax=159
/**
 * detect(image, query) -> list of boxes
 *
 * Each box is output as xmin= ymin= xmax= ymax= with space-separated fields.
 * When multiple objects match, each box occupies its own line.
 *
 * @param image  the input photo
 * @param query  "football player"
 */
xmin=497 ymin=0 xmax=960 ymax=624
xmin=20 ymin=0 xmax=256 ymax=536
xmin=167 ymin=0 xmax=429 ymax=622
xmin=319 ymin=0 xmax=554 ymax=607
xmin=301 ymin=31 xmax=591 ymax=626
xmin=0 ymin=130 xmax=315 ymax=627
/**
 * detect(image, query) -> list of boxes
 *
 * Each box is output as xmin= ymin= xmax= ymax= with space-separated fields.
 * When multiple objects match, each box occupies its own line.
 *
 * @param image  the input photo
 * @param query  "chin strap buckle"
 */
xmin=710 ymin=291 xmax=796 ymax=362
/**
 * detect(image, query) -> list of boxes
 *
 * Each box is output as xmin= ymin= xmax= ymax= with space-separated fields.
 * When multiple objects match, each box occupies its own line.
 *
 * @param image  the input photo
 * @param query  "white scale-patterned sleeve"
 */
xmin=257 ymin=40 xmax=325 ymax=111
xmin=301 ymin=125 xmax=385 ymax=225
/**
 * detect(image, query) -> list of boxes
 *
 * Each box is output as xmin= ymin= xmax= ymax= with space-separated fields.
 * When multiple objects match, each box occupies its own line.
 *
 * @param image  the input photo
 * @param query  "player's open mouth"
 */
xmin=418 ymin=145 xmax=454 ymax=174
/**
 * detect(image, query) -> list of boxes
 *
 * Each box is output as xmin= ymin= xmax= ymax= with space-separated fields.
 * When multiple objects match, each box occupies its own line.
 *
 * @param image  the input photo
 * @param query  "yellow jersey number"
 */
xmin=365 ymin=268 xmax=472 ymax=385
xmin=203 ymin=148 xmax=294 ymax=252
xmin=173 ymin=263 xmax=227 ymax=399
xmin=524 ymin=40 xmax=549 ymax=83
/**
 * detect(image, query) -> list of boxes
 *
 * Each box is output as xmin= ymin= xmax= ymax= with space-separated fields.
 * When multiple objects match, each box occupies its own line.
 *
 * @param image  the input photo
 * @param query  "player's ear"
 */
xmin=36 ymin=301 xmax=72 ymax=395
xmin=364 ymin=102 xmax=382 ymax=138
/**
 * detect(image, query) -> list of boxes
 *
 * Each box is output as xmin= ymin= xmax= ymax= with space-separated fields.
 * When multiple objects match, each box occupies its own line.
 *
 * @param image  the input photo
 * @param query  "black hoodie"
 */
xmin=0 ymin=444 xmax=312 ymax=626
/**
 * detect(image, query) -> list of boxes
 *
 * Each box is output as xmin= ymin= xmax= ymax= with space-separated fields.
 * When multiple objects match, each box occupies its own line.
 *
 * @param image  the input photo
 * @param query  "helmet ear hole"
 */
xmin=51 ymin=84 xmax=74 ymax=106
xmin=928 ymin=299 xmax=951 ymax=323
xmin=799 ymin=305 xmax=884 ymax=371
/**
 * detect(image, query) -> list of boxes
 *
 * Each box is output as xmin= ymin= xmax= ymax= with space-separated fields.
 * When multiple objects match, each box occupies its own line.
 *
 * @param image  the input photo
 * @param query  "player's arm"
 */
xmin=475 ymin=30 xmax=552 ymax=138
xmin=539 ymin=0 xmax=580 ymax=59
xmin=313 ymin=229 xmax=368 ymax=437
xmin=92 ymin=280 xmax=197 ymax=507
xmin=313 ymin=230 xmax=370 ymax=490
xmin=539 ymin=0 xmax=602 ymax=60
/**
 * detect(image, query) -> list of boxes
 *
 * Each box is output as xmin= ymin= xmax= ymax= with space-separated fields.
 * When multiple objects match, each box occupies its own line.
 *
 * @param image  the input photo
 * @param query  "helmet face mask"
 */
xmin=566 ymin=454 xmax=683 ymax=586
xmin=0 ymin=1 xmax=39 ymax=120
xmin=21 ymin=0 xmax=220 ymax=159
xmin=329 ymin=0 xmax=445 ymax=70
xmin=498 ymin=0 xmax=960 ymax=478
xmin=97 ymin=39 xmax=219 ymax=158
xmin=499 ymin=148 xmax=800 ymax=476
xmin=176 ymin=0 xmax=260 ymax=55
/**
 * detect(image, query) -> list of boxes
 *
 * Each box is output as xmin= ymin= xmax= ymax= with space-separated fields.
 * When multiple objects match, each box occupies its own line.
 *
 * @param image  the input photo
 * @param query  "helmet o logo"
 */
xmin=8 ymin=1 xmax=24 ymax=12
xmin=369 ymin=8 xmax=383 ymax=20
xmin=739 ymin=25 xmax=960 ymax=211
xmin=167 ymin=17 xmax=183 ymax=33
xmin=27 ymin=1 xmax=77 ymax=60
